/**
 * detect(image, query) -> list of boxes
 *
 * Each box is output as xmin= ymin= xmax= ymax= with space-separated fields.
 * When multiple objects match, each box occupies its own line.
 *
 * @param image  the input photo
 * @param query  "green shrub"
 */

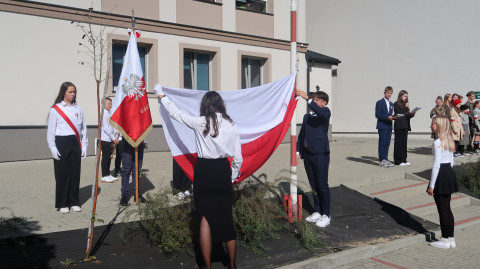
xmin=459 ymin=160 xmax=480 ymax=196
xmin=233 ymin=174 xmax=286 ymax=254
xmin=293 ymin=219 xmax=324 ymax=251
xmin=121 ymin=189 xmax=193 ymax=258
xmin=0 ymin=207 xmax=29 ymax=239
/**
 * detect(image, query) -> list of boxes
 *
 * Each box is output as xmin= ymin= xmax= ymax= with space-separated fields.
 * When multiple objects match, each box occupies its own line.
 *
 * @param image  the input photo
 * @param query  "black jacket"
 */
xmin=393 ymin=102 xmax=413 ymax=131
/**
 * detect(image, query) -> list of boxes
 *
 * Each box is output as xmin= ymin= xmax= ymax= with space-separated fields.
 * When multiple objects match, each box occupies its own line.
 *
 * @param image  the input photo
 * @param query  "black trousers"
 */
xmin=303 ymin=149 xmax=331 ymax=216
xmin=434 ymin=194 xmax=455 ymax=238
xmin=114 ymin=140 xmax=123 ymax=175
xmin=53 ymin=135 xmax=81 ymax=208
xmin=394 ymin=129 xmax=408 ymax=164
xmin=101 ymin=141 xmax=112 ymax=177
xmin=172 ymin=158 xmax=191 ymax=193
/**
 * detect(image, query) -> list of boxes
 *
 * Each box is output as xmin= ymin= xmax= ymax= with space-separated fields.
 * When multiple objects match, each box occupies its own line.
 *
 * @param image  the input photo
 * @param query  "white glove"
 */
xmin=51 ymin=147 xmax=61 ymax=161
xmin=81 ymin=147 xmax=87 ymax=159
xmin=154 ymin=84 xmax=164 ymax=96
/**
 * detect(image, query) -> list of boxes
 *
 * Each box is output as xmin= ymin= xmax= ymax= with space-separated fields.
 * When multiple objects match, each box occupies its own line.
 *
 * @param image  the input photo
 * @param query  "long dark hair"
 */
xmin=396 ymin=90 xmax=409 ymax=109
xmin=52 ymin=82 xmax=77 ymax=107
xmin=200 ymin=91 xmax=233 ymax=138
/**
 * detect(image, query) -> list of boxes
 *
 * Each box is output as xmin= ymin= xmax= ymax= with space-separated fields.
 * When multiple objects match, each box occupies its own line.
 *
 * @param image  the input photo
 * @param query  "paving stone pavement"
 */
xmin=336 ymin=223 xmax=480 ymax=269
xmin=1 ymin=134 xmax=480 ymax=268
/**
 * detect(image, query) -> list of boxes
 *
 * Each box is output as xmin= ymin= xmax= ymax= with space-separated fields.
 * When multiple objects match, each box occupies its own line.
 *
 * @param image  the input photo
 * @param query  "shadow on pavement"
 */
xmin=79 ymin=185 xmax=101 ymax=207
xmin=346 ymin=156 xmax=379 ymax=166
xmin=407 ymin=146 xmax=432 ymax=155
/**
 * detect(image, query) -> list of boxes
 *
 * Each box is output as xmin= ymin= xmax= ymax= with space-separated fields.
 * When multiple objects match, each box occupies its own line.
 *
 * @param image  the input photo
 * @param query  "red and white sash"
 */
xmin=53 ymin=105 xmax=82 ymax=150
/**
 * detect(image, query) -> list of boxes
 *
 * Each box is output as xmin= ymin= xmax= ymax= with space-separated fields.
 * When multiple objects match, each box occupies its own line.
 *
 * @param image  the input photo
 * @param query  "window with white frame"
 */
xmin=184 ymin=51 xmax=211 ymax=91
xmin=241 ymin=57 xmax=264 ymax=88
xmin=112 ymin=43 xmax=148 ymax=91
xmin=236 ymin=0 xmax=267 ymax=13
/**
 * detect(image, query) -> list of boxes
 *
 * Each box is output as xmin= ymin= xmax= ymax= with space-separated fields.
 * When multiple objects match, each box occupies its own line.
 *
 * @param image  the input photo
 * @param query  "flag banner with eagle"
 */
xmin=110 ymin=29 xmax=152 ymax=147
xmin=157 ymin=72 xmax=297 ymax=184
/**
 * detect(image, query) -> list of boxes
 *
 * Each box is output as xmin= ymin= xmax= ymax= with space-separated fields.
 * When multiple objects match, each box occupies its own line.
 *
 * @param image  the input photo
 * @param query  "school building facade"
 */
xmin=0 ymin=0 xmax=342 ymax=162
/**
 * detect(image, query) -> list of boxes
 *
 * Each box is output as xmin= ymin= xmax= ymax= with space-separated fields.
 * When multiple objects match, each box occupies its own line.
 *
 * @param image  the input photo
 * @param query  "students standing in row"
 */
xmin=428 ymin=116 xmax=458 ymax=249
xmin=296 ymin=90 xmax=332 ymax=228
xmin=464 ymin=91 xmax=476 ymax=151
xmin=47 ymin=82 xmax=88 ymax=214
xmin=450 ymin=99 xmax=464 ymax=157
xmin=393 ymin=90 xmax=415 ymax=166
xmin=100 ymin=97 xmax=119 ymax=183
xmin=375 ymin=87 xmax=395 ymax=168
xmin=155 ymin=87 xmax=242 ymax=269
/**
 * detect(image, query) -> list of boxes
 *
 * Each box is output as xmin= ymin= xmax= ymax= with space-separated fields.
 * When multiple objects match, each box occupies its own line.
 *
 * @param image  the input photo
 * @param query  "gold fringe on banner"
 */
xmin=109 ymin=119 xmax=153 ymax=148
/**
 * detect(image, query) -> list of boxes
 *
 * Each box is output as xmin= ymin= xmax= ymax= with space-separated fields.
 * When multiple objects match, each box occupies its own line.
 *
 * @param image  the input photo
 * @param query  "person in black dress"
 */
xmin=155 ymin=86 xmax=242 ymax=269
xmin=393 ymin=90 xmax=415 ymax=165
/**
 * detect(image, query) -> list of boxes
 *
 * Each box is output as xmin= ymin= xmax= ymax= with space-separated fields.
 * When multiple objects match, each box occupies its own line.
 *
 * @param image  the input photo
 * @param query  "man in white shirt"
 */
xmin=100 ymin=97 xmax=119 ymax=183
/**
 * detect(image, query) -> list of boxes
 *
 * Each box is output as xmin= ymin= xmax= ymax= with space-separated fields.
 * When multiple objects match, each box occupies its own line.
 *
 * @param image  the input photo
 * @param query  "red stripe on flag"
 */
xmin=174 ymin=98 xmax=298 ymax=183
xmin=110 ymin=78 xmax=152 ymax=142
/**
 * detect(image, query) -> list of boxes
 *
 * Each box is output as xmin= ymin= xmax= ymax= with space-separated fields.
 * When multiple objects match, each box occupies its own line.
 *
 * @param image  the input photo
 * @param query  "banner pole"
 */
xmin=135 ymin=146 xmax=139 ymax=204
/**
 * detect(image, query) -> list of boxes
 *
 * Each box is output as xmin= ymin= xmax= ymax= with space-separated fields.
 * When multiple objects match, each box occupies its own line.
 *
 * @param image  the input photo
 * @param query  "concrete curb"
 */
xmin=278 ymin=172 xmax=480 ymax=269
xmin=278 ymin=220 xmax=480 ymax=269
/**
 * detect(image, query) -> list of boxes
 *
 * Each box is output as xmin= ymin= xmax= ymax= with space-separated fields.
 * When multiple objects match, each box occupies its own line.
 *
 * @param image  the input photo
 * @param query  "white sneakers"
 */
xmin=399 ymin=162 xmax=411 ymax=166
xmin=306 ymin=212 xmax=321 ymax=222
xmin=59 ymin=207 xmax=69 ymax=214
xmin=175 ymin=190 xmax=191 ymax=200
xmin=59 ymin=206 xmax=81 ymax=213
xmin=306 ymin=213 xmax=331 ymax=227
xmin=71 ymin=206 xmax=82 ymax=212
xmin=316 ymin=215 xmax=331 ymax=228
xmin=101 ymin=175 xmax=118 ymax=183
xmin=429 ymin=237 xmax=456 ymax=249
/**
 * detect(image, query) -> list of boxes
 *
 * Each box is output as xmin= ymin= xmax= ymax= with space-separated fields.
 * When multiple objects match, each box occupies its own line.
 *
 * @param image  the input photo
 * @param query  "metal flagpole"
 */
xmin=289 ymin=0 xmax=298 ymax=222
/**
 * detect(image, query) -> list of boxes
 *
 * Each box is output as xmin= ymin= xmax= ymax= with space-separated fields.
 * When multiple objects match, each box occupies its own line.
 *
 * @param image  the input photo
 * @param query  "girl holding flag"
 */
xmin=155 ymin=85 xmax=242 ymax=269
xmin=47 ymin=82 xmax=88 ymax=214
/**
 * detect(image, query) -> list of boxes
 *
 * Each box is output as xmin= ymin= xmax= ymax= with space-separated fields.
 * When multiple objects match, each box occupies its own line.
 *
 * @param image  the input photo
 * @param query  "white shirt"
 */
xmin=101 ymin=109 xmax=116 ymax=142
xmin=47 ymin=101 xmax=88 ymax=151
xmin=384 ymin=98 xmax=390 ymax=113
xmin=161 ymin=96 xmax=243 ymax=179
xmin=430 ymin=139 xmax=454 ymax=189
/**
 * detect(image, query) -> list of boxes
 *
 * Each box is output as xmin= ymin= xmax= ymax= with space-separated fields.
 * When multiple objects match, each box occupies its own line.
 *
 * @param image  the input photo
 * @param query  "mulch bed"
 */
xmin=0 ymin=185 xmax=438 ymax=269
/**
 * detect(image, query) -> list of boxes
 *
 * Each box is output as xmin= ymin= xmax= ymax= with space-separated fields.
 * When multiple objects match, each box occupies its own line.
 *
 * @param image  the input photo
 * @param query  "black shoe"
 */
xmin=119 ymin=196 xmax=128 ymax=206
xmin=134 ymin=195 xmax=146 ymax=203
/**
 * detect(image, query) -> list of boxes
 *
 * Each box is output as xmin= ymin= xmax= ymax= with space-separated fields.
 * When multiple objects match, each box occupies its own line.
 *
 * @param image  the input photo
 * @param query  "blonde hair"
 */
xmin=433 ymin=116 xmax=455 ymax=152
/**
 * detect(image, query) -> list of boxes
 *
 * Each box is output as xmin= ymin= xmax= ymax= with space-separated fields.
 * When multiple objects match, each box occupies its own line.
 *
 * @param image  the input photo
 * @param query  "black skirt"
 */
xmin=193 ymin=158 xmax=236 ymax=244
xmin=433 ymin=163 xmax=459 ymax=195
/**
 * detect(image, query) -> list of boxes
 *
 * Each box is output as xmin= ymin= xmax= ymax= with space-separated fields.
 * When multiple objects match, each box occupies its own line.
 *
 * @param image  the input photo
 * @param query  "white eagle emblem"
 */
xmin=121 ymin=74 xmax=145 ymax=100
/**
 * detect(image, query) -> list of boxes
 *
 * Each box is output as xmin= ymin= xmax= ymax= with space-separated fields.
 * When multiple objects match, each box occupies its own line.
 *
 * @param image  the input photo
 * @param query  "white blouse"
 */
xmin=430 ymin=139 xmax=454 ymax=189
xmin=47 ymin=101 xmax=88 ymax=151
xmin=161 ymin=96 xmax=243 ymax=179
xmin=100 ymin=109 xmax=116 ymax=142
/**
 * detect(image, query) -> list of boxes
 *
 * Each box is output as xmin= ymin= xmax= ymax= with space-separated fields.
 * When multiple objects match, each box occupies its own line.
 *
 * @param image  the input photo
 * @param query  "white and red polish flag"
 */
xmin=158 ymin=73 xmax=297 ymax=184
xmin=110 ymin=29 xmax=152 ymax=146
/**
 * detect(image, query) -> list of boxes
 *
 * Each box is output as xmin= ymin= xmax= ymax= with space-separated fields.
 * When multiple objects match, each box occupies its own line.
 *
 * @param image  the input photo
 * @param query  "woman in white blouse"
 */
xmin=428 ymin=116 xmax=458 ymax=249
xmin=47 ymin=82 xmax=88 ymax=214
xmin=156 ymin=86 xmax=242 ymax=269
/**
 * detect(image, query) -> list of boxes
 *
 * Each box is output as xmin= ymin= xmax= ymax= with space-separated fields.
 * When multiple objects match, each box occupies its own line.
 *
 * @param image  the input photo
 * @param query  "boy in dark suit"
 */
xmin=296 ymin=89 xmax=331 ymax=228
xmin=375 ymin=86 xmax=395 ymax=168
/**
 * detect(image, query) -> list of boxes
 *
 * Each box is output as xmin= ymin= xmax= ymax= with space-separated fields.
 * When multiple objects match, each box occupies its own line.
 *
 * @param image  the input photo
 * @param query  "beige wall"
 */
xmin=35 ymin=0 xmax=101 ymax=10
xmin=159 ymin=0 xmax=176 ymax=23
xmin=102 ymin=0 xmax=159 ymax=21
xmin=236 ymin=9 xmax=274 ymax=38
xmin=176 ymin=0 xmax=222 ymax=30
